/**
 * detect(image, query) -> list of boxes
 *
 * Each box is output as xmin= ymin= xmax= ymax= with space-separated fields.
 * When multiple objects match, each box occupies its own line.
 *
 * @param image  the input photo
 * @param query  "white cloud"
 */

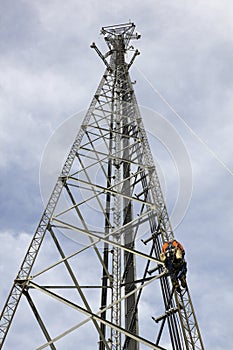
xmin=0 ymin=1 xmax=233 ymax=349
xmin=0 ymin=232 xmax=32 ymax=296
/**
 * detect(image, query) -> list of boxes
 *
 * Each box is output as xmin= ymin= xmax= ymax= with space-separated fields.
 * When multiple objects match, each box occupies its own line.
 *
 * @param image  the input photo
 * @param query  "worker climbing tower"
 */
xmin=0 ymin=23 xmax=204 ymax=350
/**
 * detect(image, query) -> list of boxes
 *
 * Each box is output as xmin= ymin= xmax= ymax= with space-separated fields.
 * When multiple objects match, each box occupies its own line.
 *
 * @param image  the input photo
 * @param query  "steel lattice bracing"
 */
xmin=0 ymin=23 xmax=204 ymax=350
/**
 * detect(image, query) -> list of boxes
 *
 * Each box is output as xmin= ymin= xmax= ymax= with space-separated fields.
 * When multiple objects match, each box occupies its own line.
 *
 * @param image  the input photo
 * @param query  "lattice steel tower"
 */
xmin=0 ymin=23 xmax=204 ymax=350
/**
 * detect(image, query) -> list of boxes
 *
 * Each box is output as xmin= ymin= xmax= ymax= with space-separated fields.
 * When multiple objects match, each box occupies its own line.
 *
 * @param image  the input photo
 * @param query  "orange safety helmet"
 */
xmin=162 ymin=239 xmax=184 ymax=253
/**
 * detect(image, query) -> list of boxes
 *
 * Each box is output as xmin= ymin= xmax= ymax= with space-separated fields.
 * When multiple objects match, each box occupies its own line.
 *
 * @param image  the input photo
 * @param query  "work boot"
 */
xmin=180 ymin=275 xmax=187 ymax=288
xmin=172 ymin=279 xmax=181 ymax=293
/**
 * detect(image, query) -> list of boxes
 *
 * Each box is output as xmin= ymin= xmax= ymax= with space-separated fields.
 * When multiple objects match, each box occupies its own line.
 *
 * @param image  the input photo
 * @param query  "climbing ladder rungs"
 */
xmin=152 ymin=307 xmax=179 ymax=323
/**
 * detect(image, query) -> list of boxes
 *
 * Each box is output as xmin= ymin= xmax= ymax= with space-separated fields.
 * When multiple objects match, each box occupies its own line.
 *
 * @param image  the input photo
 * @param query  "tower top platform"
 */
xmin=101 ymin=22 xmax=141 ymax=51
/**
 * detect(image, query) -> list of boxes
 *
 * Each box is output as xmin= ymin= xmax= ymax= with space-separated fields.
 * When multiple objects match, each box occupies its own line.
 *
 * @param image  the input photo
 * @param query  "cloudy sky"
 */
xmin=0 ymin=0 xmax=233 ymax=349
